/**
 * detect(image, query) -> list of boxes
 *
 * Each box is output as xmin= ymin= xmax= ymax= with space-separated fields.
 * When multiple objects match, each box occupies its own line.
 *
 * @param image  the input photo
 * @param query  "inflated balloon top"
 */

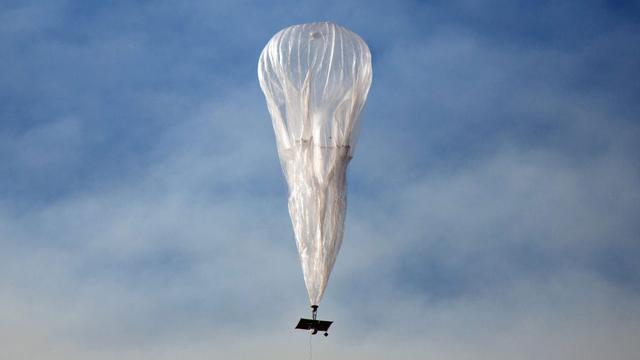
xmin=258 ymin=22 xmax=372 ymax=308
xmin=258 ymin=22 xmax=372 ymax=153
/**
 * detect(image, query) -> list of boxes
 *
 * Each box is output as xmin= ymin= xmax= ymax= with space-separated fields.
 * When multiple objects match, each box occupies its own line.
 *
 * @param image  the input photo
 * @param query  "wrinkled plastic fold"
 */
xmin=258 ymin=22 xmax=372 ymax=305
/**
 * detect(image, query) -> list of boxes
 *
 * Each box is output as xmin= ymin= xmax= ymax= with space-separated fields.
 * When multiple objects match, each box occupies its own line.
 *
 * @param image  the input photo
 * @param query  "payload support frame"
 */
xmin=295 ymin=305 xmax=332 ymax=336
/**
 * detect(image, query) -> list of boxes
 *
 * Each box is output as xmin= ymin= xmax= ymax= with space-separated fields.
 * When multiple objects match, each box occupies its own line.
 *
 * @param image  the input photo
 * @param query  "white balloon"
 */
xmin=258 ymin=22 xmax=372 ymax=305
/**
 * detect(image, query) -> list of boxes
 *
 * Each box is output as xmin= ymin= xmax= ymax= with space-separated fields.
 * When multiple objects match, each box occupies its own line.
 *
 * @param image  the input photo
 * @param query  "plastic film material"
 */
xmin=258 ymin=22 xmax=372 ymax=305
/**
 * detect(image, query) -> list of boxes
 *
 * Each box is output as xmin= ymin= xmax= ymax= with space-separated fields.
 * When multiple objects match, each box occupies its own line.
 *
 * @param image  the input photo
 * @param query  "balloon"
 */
xmin=258 ymin=22 xmax=372 ymax=306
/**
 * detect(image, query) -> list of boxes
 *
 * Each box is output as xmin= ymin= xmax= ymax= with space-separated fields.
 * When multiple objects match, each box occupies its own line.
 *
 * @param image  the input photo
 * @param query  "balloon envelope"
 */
xmin=258 ymin=22 xmax=372 ymax=305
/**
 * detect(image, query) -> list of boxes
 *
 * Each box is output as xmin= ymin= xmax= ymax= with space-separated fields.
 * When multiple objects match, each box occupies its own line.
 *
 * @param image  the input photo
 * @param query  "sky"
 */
xmin=1 ymin=0 xmax=639 ymax=359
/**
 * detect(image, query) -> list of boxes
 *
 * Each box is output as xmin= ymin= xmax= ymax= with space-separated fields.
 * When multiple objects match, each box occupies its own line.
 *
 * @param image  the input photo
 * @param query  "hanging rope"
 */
xmin=308 ymin=330 xmax=313 ymax=360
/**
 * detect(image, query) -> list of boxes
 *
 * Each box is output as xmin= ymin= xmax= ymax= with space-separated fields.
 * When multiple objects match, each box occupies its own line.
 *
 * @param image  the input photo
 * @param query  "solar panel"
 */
xmin=295 ymin=318 xmax=333 ymax=333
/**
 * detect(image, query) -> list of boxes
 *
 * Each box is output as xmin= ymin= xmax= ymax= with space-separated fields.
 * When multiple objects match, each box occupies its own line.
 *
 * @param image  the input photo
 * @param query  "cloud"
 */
xmin=1 ymin=0 xmax=639 ymax=359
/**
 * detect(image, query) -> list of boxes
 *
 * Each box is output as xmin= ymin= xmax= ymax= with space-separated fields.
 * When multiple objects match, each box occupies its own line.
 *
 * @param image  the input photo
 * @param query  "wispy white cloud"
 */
xmin=1 ymin=0 xmax=639 ymax=359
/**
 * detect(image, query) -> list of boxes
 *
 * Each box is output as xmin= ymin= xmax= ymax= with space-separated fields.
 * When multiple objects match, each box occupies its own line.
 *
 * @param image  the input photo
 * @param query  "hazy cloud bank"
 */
xmin=1 ymin=0 xmax=639 ymax=359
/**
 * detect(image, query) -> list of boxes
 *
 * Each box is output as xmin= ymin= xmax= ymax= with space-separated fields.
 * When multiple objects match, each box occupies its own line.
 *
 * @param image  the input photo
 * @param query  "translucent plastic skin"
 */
xmin=258 ymin=22 xmax=372 ymax=305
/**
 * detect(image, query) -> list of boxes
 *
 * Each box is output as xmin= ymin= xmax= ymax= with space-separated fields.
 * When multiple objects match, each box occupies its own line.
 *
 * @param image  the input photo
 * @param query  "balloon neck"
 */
xmin=311 ymin=305 xmax=318 ymax=320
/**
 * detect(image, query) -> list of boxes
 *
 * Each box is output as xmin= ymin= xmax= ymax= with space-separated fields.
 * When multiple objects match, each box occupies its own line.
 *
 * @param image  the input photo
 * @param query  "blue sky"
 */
xmin=1 ymin=0 xmax=639 ymax=358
